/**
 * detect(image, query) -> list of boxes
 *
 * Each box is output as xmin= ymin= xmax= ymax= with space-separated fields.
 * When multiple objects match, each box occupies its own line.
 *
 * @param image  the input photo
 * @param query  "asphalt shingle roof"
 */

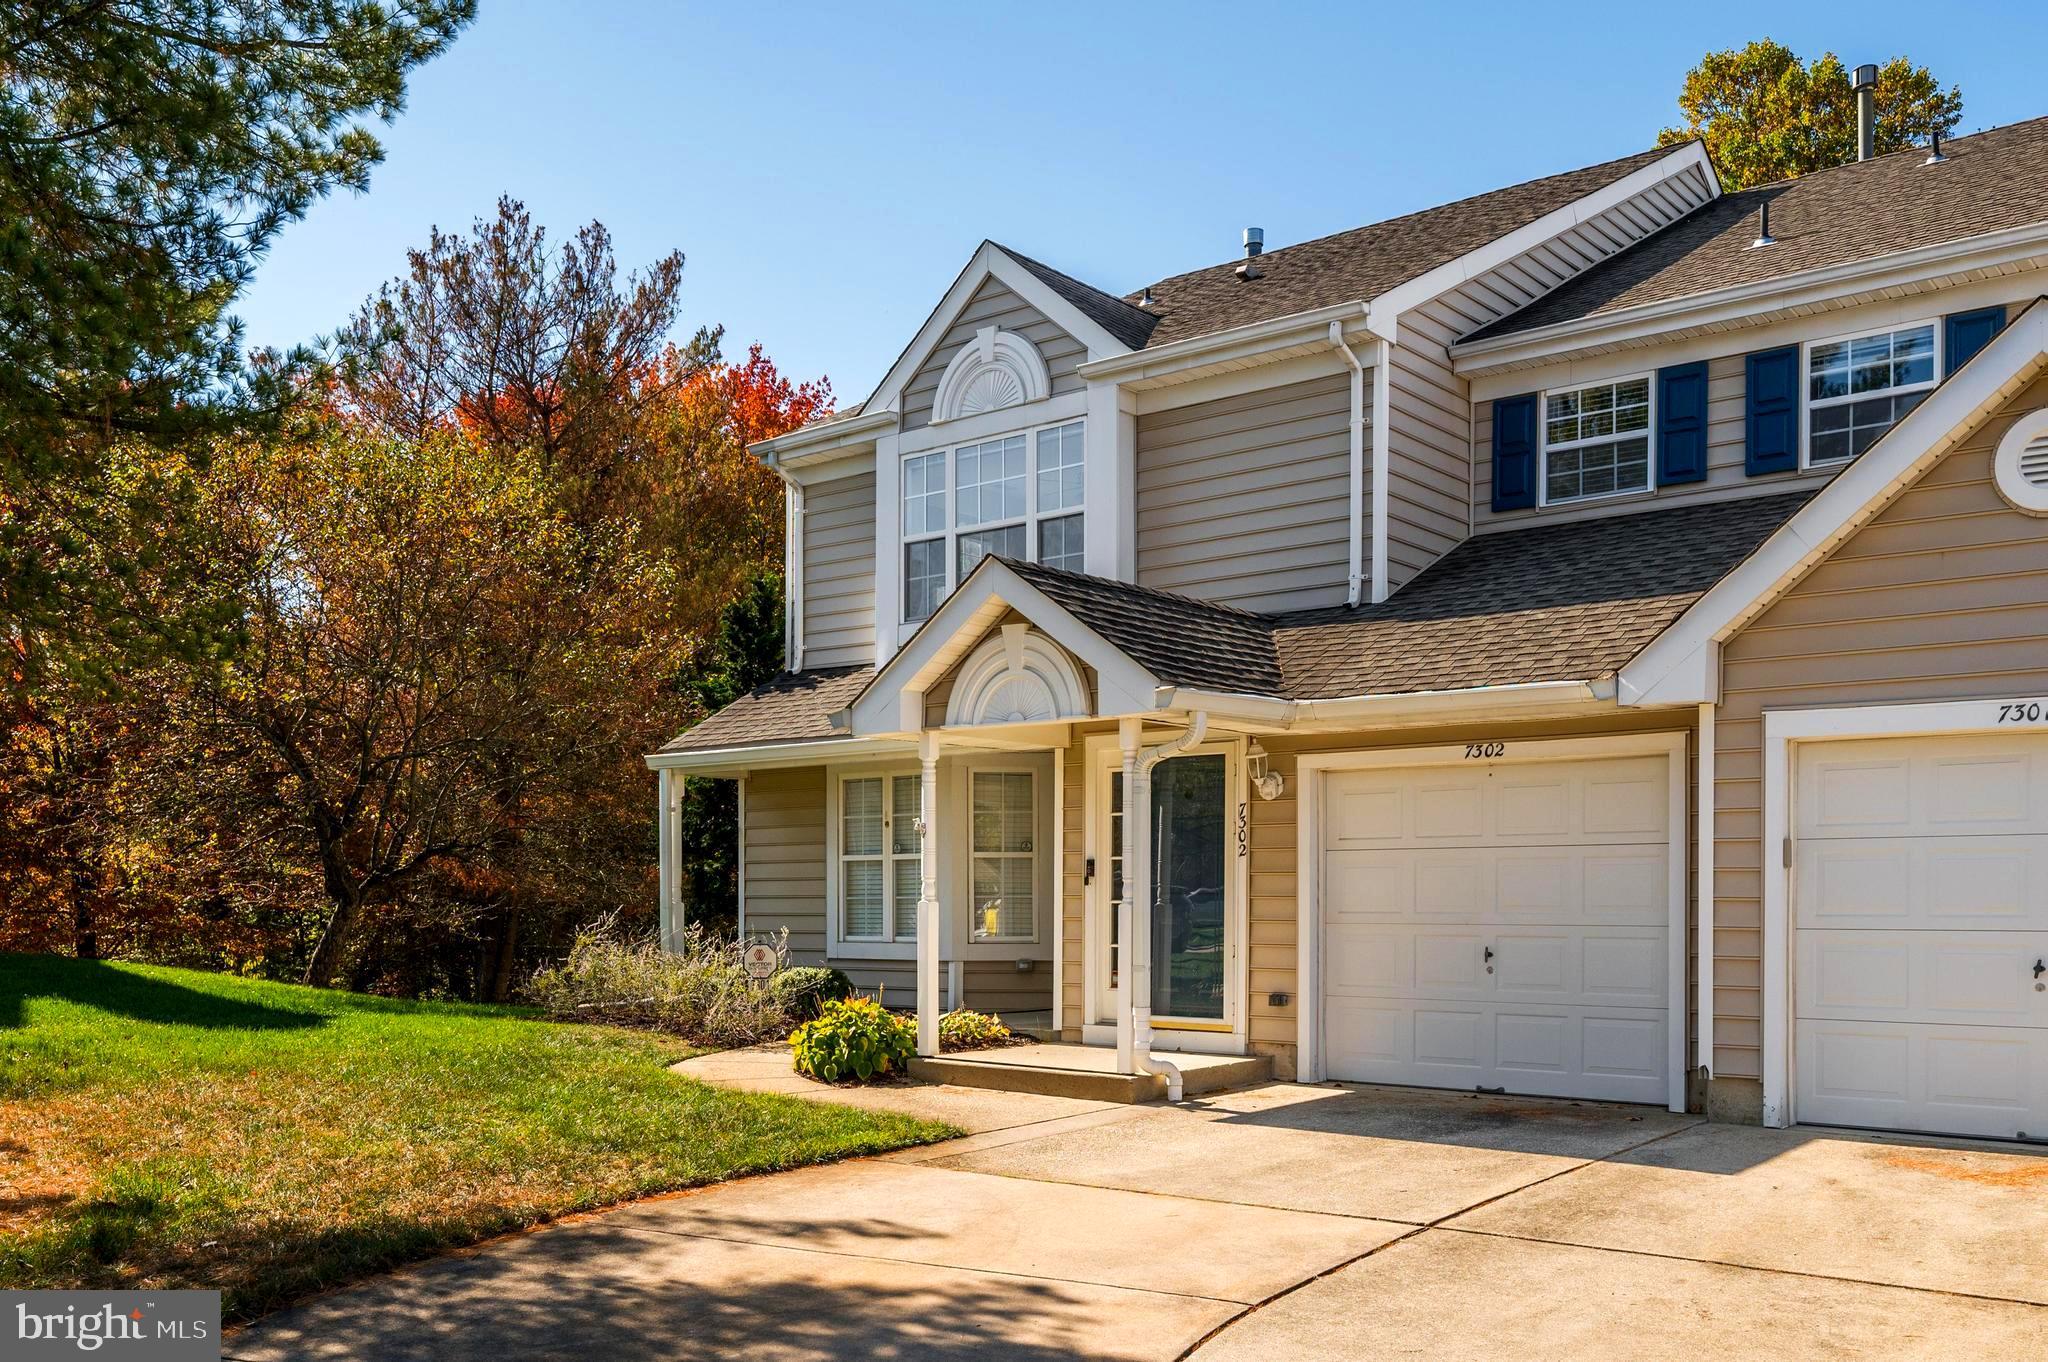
xmin=999 ymin=246 xmax=1159 ymax=351
xmin=660 ymin=666 xmax=872 ymax=753
xmin=997 ymin=557 xmax=1283 ymax=694
xmin=666 ymin=492 xmax=1815 ymax=754
xmin=1122 ymin=145 xmax=1678 ymax=350
xmin=1471 ymin=117 xmax=2048 ymax=342
xmin=1271 ymin=492 xmax=1813 ymax=698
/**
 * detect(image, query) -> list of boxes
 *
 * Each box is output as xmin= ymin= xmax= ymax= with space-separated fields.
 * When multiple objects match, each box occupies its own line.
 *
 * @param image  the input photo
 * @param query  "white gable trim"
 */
xmin=1619 ymin=303 xmax=2048 ymax=707
xmin=847 ymin=558 xmax=1162 ymax=736
xmin=1366 ymin=142 xmax=1720 ymax=343
xmin=863 ymin=242 xmax=1136 ymax=419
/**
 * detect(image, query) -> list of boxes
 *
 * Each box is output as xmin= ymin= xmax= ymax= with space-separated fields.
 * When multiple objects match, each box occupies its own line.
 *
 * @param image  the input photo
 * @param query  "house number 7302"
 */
xmin=1464 ymin=742 xmax=1505 ymax=759
xmin=1998 ymin=702 xmax=2048 ymax=724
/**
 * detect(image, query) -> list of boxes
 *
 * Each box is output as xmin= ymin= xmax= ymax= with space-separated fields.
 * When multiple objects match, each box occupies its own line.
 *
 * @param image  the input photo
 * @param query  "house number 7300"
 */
xmin=1998 ymin=702 xmax=2048 ymax=724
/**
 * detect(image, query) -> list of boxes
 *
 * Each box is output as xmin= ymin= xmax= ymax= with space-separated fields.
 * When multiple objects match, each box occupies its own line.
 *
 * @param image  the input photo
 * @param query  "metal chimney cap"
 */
xmin=1853 ymin=63 xmax=1879 ymax=90
xmin=1242 ymin=227 xmax=1264 ymax=258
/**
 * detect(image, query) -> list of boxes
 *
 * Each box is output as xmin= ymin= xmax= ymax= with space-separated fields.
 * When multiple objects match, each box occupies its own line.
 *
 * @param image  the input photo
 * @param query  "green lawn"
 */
xmin=0 ymin=954 xmax=954 ymax=1320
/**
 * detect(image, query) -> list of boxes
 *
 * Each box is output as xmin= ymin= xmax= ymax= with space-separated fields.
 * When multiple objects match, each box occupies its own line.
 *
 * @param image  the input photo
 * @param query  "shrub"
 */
xmin=790 ymin=997 xmax=916 ymax=1082
xmin=772 ymin=965 xmax=854 ymax=1023
xmin=938 ymin=1008 xmax=1011 ymax=1052
xmin=526 ymin=919 xmax=789 ymax=1046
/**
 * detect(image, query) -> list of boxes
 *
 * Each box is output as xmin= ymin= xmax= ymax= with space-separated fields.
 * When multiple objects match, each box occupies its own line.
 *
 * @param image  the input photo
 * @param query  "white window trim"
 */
xmin=962 ymin=764 xmax=1043 ymax=946
xmin=1799 ymin=316 xmax=1941 ymax=470
xmin=825 ymin=763 xmax=923 ymax=960
xmin=900 ymin=414 xmax=1086 ymax=626
xmin=1538 ymin=371 xmax=1657 ymax=508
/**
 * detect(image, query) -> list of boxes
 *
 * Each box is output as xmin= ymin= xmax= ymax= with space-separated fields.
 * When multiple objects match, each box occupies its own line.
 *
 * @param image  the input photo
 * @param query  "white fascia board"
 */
xmin=847 ymin=558 xmax=1163 ymax=736
xmin=1620 ymin=307 xmax=2048 ymax=706
xmin=644 ymin=736 xmax=917 ymax=776
xmin=1453 ymin=220 xmax=2048 ymax=376
xmin=862 ymin=242 xmax=1137 ymax=420
xmin=1151 ymin=677 xmax=1621 ymax=730
xmin=1076 ymin=302 xmax=1370 ymax=385
xmin=753 ymin=409 xmax=895 ymax=471
xmin=1368 ymin=142 xmax=1720 ymax=334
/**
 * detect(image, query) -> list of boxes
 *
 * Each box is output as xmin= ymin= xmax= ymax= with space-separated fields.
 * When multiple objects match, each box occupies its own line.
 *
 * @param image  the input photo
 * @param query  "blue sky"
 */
xmin=235 ymin=1 xmax=2048 ymax=407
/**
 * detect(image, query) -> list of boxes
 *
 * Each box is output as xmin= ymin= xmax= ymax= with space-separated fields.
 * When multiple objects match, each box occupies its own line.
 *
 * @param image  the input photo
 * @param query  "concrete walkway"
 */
xmin=228 ymin=1058 xmax=2048 ymax=1361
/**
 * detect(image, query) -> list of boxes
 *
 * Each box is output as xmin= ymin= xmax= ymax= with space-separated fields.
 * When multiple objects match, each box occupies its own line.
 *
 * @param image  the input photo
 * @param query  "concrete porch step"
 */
xmin=909 ymin=1043 xmax=1272 ymax=1103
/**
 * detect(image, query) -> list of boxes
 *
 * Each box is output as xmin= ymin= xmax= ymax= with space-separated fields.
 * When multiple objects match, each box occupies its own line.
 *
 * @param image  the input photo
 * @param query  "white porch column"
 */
xmin=916 ymin=732 xmax=942 ymax=1057
xmin=656 ymin=768 xmax=680 ymax=950
xmin=1115 ymin=719 xmax=1140 ymax=1074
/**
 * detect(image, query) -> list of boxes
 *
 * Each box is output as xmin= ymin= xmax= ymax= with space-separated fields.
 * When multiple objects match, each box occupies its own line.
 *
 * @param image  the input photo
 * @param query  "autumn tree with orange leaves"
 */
xmin=0 ymin=198 xmax=829 ymax=994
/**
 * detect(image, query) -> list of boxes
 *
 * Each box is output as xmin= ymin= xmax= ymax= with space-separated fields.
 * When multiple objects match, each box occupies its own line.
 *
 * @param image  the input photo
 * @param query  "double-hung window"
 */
xmin=900 ymin=418 xmax=1085 ymax=623
xmin=1806 ymin=321 xmax=1937 ymax=464
xmin=838 ymin=772 xmax=922 ymax=942
xmin=969 ymin=769 xmax=1035 ymax=941
xmin=1543 ymin=376 xmax=1651 ymax=504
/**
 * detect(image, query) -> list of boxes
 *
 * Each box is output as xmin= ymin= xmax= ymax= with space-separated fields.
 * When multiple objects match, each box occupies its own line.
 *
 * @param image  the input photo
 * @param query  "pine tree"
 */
xmin=677 ymin=571 xmax=786 ymax=934
xmin=0 ymin=1 xmax=474 ymax=675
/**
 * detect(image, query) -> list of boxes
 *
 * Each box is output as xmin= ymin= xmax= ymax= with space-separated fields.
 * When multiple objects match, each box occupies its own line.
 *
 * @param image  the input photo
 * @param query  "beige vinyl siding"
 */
xmin=1471 ymin=293 xmax=2038 ymax=533
xmin=742 ymin=767 xmax=827 ymax=959
xmin=1135 ymin=372 xmax=1356 ymax=612
xmin=1473 ymin=353 xmax=1835 ymax=531
xmin=901 ymin=277 xmax=1086 ymax=431
xmin=1384 ymin=302 xmax=1473 ymax=587
xmin=1254 ymin=709 xmax=1700 ymax=1081
xmin=801 ymin=469 xmax=877 ymax=667
xmin=1712 ymin=374 xmax=2048 ymax=1086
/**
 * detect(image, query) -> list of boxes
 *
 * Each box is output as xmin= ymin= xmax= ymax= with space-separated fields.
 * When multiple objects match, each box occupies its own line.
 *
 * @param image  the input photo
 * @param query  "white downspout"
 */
xmin=1329 ymin=323 xmax=1366 ymax=608
xmin=1370 ymin=338 xmax=1392 ymax=604
xmin=780 ymin=472 xmax=807 ymax=672
xmin=1121 ymin=712 xmax=1208 ymax=1102
xmin=1696 ymin=703 xmax=1716 ymax=1085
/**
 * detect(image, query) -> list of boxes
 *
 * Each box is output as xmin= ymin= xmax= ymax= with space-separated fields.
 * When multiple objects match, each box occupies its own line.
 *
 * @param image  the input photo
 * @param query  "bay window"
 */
xmin=900 ymin=418 xmax=1085 ymax=623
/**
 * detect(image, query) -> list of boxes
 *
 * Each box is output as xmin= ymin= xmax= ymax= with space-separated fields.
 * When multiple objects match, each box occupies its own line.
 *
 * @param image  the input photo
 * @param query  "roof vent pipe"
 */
xmin=1853 ymin=63 xmax=1878 ymax=161
xmin=1750 ymin=200 xmax=1775 ymax=249
xmin=1925 ymin=127 xmax=1947 ymax=165
xmin=1242 ymin=227 xmax=1264 ymax=258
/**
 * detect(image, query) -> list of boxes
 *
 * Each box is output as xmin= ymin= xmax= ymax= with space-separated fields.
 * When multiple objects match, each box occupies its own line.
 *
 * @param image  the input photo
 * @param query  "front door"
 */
xmin=1089 ymin=745 xmax=1239 ymax=1036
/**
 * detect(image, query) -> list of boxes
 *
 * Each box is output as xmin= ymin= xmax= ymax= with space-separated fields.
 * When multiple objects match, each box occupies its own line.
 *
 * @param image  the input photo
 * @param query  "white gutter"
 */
xmin=1451 ymin=219 xmax=2048 ymax=373
xmin=1327 ymin=322 xmax=1367 ymax=607
xmin=644 ymin=736 xmax=918 ymax=775
xmin=1078 ymin=301 xmax=1369 ymax=384
xmin=752 ymin=408 xmax=896 ymax=469
xmin=1150 ymin=677 xmax=1617 ymax=729
xmin=1118 ymin=711 xmax=1207 ymax=1102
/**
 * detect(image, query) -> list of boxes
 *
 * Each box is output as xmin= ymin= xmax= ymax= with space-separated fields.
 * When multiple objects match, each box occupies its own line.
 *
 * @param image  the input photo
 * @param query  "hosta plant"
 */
xmin=790 ymin=997 xmax=917 ymax=1082
xmin=938 ymin=1008 xmax=1012 ymax=1051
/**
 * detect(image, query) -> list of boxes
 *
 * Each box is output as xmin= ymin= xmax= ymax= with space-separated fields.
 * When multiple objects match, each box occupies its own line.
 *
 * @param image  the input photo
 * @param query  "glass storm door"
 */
xmin=1146 ymin=754 xmax=1227 ymax=1021
xmin=1099 ymin=752 xmax=1229 ymax=1024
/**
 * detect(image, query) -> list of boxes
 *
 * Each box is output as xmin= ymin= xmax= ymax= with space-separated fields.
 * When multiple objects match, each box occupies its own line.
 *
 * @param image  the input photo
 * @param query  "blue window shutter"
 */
xmin=1656 ymin=361 xmax=1709 ymax=485
xmin=1744 ymin=346 xmax=1799 ymax=476
xmin=1491 ymin=393 xmax=1538 ymax=511
xmin=1945 ymin=306 xmax=2006 ymax=376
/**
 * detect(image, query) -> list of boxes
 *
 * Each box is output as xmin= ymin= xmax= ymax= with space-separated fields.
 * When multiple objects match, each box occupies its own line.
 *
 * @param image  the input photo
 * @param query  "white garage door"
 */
xmin=1794 ymin=733 xmax=2048 ymax=1140
xmin=1320 ymin=751 xmax=1675 ymax=1104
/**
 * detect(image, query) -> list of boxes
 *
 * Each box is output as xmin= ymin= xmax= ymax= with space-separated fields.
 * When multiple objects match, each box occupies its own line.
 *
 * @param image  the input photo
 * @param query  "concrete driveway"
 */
xmin=228 ymin=1070 xmax=2048 ymax=1361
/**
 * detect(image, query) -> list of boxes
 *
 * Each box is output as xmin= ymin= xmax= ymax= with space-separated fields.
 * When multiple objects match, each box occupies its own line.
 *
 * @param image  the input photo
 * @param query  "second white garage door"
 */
xmin=1318 ymin=747 xmax=1678 ymax=1105
xmin=1794 ymin=732 xmax=2048 ymax=1140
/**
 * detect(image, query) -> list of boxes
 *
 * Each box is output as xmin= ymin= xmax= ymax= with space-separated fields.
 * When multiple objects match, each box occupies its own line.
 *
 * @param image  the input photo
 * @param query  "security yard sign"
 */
xmin=742 ymin=943 xmax=778 ymax=981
